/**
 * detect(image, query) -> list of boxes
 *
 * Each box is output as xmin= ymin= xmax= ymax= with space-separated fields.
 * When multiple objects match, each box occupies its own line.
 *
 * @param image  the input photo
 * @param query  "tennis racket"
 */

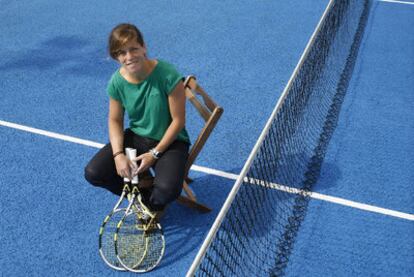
xmin=115 ymin=148 xmax=166 ymax=272
xmin=98 ymin=174 xmax=131 ymax=270
xmin=114 ymin=148 xmax=147 ymax=270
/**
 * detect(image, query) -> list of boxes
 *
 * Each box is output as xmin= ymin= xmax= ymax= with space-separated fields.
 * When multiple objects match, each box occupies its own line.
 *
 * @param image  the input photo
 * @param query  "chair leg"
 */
xmin=182 ymin=181 xmax=196 ymax=199
xmin=176 ymin=181 xmax=212 ymax=213
xmin=177 ymin=195 xmax=212 ymax=213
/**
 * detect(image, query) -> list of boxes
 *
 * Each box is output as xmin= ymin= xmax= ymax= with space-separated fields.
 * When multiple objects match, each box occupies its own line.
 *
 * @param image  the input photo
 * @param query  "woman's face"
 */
xmin=116 ymin=40 xmax=147 ymax=75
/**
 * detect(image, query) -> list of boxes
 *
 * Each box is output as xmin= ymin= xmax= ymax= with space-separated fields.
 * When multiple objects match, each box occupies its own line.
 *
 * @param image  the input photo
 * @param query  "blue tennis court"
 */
xmin=0 ymin=0 xmax=413 ymax=276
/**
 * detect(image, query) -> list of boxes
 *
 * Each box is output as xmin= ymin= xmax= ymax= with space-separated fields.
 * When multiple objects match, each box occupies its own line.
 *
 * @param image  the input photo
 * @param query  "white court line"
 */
xmin=378 ymin=0 xmax=414 ymax=5
xmin=191 ymin=164 xmax=239 ymax=180
xmin=310 ymin=191 xmax=414 ymax=221
xmin=0 ymin=120 xmax=105 ymax=148
xmin=252 ymin=179 xmax=414 ymax=221
xmin=1 ymin=119 xmax=413 ymax=221
xmin=0 ymin=119 xmax=238 ymax=178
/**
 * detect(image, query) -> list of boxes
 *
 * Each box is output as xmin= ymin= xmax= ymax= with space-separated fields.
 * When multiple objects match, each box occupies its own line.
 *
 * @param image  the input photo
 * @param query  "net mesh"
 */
xmin=192 ymin=0 xmax=370 ymax=276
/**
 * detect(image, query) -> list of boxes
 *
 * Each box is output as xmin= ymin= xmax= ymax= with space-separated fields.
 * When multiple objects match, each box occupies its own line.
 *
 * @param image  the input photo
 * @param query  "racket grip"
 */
xmin=125 ymin=148 xmax=139 ymax=185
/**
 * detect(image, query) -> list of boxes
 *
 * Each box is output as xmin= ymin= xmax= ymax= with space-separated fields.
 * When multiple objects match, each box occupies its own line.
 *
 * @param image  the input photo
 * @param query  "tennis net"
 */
xmin=187 ymin=0 xmax=371 ymax=276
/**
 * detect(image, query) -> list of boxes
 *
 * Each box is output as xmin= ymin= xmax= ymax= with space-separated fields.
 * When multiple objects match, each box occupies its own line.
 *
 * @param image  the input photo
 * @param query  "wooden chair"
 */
xmin=176 ymin=76 xmax=223 ymax=212
xmin=139 ymin=76 xmax=223 ymax=213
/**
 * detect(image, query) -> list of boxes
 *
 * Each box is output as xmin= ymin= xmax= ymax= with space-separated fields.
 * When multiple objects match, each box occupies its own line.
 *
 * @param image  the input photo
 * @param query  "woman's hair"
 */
xmin=108 ymin=23 xmax=145 ymax=60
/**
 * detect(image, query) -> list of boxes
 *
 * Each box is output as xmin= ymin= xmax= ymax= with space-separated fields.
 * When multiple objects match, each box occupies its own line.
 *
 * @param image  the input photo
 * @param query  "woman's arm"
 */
xmin=155 ymin=81 xmax=186 ymax=153
xmin=109 ymin=98 xmax=125 ymax=154
xmin=109 ymin=97 xmax=135 ymax=178
xmin=135 ymin=81 xmax=186 ymax=173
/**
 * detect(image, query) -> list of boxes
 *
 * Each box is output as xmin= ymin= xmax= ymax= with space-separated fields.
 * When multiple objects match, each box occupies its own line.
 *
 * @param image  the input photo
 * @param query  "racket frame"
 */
xmin=98 ymin=183 xmax=131 ymax=271
xmin=115 ymin=187 xmax=166 ymax=273
xmin=114 ymin=186 xmax=147 ymax=270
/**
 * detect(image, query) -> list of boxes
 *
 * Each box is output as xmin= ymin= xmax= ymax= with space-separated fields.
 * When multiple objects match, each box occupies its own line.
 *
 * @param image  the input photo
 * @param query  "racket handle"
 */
xmin=125 ymin=148 xmax=139 ymax=185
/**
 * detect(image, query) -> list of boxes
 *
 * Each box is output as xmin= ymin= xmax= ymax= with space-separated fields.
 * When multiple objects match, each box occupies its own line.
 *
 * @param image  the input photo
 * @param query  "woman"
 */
xmin=84 ymin=23 xmax=190 ymax=214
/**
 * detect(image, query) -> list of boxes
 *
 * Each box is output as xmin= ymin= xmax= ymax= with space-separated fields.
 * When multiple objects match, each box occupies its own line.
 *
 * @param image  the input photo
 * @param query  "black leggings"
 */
xmin=84 ymin=129 xmax=189 ymax=211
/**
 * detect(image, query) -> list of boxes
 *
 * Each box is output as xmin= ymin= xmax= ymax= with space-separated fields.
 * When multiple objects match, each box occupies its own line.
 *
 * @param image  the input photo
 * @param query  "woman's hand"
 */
xmin=133 ymin=152 xmax=156 ymax=175
xmin=114 ymin=154 xmax=137 ymax=179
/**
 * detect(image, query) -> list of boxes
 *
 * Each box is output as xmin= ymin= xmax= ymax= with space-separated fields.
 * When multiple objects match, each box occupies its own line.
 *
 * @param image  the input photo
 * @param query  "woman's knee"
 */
xmin=84 ymin=164 xmax=100 ymax=186
xmin=150 ymin=181 xmax=182 ymax=209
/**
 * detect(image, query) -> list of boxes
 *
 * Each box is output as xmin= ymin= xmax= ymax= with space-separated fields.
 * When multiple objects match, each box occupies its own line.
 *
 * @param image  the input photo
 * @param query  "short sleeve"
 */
xmin=164 ymin=64 xmax=183 ymax=95
xmin=107 ymin=72 xmax=121 ymax=101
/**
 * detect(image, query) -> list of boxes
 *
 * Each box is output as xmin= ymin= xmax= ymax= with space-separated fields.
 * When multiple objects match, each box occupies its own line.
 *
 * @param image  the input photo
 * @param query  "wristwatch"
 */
xmin=149 ymin=148 xmax=162 ymax=159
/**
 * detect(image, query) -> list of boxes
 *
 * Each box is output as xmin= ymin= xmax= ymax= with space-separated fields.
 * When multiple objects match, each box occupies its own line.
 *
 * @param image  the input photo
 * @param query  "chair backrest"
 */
xmin=183 ymin=76 xmax=224 ymax=179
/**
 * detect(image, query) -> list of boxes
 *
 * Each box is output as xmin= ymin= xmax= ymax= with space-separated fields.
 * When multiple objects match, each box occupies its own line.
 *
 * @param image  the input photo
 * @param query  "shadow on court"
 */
xmin=0 ymin=35 xmax=112 ymax=78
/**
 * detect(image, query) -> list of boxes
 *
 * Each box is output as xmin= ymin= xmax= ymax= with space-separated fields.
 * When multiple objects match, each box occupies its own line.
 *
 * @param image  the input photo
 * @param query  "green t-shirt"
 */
xmin=107 ymin=60 xmax=190 ymax=144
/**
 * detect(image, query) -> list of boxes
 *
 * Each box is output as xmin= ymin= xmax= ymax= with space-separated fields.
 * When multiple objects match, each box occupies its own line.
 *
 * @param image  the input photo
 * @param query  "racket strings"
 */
xmin=116 ymin=211 xmax=165 ymax=272
xmin=137 ymin=223 xmax=165 ymax=271
xmin=116 ymin=213 xmax=147 ymax=268
xmin=99 ymin=210 xmax=126 ymax=270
